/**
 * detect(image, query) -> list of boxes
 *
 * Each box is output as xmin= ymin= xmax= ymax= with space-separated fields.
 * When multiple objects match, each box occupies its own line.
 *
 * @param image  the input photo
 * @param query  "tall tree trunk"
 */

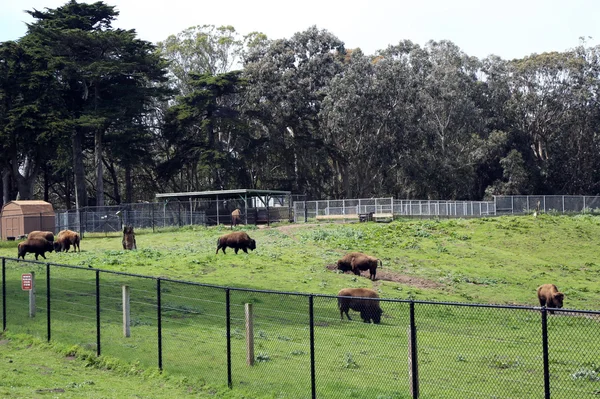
xmin=72 ymin=130 xmax=87 ymax=209
xmin=104 ymin=159 xmax=121 ymax=204
xmin=125 ymin=165 xmax=132 ymax=204
xmin=43 ymin=168 xmax=49 ymax=202
xmin=95 ymin=130 xmax=104 ymax=207
xmin=65 ymin=174 xmax=72 ymax=210
xmin=11 ymin=155 xmax=38 ymax=200
xmin=2 ymin=169 xmax=10 ymax=206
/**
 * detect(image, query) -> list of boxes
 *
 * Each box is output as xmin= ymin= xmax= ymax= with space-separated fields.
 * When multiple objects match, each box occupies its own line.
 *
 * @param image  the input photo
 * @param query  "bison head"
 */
xmin=249 ymin=239 xmax=256 ymax=251
xmin=553 ymin=292 xmax=564 ymax=308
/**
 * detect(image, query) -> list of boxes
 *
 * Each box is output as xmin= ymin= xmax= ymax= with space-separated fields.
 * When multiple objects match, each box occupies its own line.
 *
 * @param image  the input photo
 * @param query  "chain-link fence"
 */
xmin=3 ymin=257 xmax=599 ymax=398
xmin=294 ymin=198 xmax=496 ymax=222
xmin=495 ymin=195 xmax=600 ymax=215
xmin=53 ymin=201 xmax=292 ymax=235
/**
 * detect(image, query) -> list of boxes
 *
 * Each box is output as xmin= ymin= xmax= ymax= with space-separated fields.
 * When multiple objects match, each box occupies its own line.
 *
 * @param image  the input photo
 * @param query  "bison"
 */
xmin=27 ymin=230 xmax=55 ymax=242
xmin=537 ymin=284 xmax=564 ymax=314
xmin=18 ymin=238 xmax=54 ymax=260
xmin=216 ymin=231 xmax=256 ymax=254
xmin=54 ymin=229 xmax=81 ymax=252
xmin=231 ymin=208 xmax=242 ymax=228
xmin=337 ymin=288 xmax=382 ymax=324
xmin=122 ymin=226 xmax=137 ymax=250
xmin=337 ymin=252 xmax=382 ymax=281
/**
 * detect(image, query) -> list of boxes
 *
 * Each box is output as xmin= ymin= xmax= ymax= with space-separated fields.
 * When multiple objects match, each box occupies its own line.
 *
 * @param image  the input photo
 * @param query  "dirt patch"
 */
xmin=0 ymin=340 xmax=8 ymax=345
xmin=325 ymin=264 xmax=443 ymax=289
xmin=274 ymin=223 xmax=320 ymax=240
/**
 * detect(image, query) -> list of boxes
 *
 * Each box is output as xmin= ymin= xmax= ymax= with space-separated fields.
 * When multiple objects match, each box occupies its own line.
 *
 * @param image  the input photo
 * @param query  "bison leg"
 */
xmin=242 ymin=247 xmax=248 ymax=254
xmin=340 ymin=309 xmax=352 ymax=321
xmin=234 ymin=248 xmax=239 ymax=254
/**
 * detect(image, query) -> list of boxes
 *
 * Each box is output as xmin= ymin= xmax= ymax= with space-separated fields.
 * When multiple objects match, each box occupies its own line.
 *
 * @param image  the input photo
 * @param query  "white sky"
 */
xmin=1 ymin=0 xmax=598 ymax=60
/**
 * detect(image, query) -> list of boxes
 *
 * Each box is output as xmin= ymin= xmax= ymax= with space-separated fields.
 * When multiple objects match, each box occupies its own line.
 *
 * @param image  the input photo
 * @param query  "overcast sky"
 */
xmin=1 ymin=0 xmax=598 ymax=60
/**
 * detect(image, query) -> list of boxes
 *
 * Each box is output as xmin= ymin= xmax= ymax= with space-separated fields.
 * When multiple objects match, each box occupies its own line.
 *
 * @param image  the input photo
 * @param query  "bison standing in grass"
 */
xmin=337 ymin=252 xmax=382 ymax=281
xmin=537 ymin=284 xmax=564 ymax=314
xmin=122 ymin=226 xmax=137 ymax=250
xmin=337 ymin=288 xmax=382 ymax=324
xmin=18 ymin=238 xmax=54 ymax=260
xmin=216 ymin=231 xmax=256 ymax=254
xmin=231 ymin=208 xmax=242 ymax=228
xmin=27 ymin=230 xmax=55 ymax=242
xmin=54 ymin=230 xmax=81 ymax=252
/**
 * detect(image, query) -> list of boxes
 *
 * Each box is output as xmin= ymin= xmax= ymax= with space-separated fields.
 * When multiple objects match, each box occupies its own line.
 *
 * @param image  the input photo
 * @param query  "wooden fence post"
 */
xmin=245 ymin=303 xmax=254 ymax=366
xmin=122 ymin=285 xmax=130 ymax=337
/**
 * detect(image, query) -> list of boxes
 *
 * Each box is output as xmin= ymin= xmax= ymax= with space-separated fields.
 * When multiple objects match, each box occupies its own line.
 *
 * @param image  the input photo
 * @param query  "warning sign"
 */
xmin=21 ymin=273 xmax=33 ymax=290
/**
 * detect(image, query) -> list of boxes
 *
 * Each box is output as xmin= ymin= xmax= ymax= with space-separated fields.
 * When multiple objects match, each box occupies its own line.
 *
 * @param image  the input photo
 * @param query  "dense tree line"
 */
xmin=2 ymin=1 xmax=600 ymax=209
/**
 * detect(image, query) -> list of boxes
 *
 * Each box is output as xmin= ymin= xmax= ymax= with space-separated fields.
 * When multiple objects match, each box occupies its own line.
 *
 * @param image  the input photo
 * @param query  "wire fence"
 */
xmin=3 ymin=257 xmax=600 ymax=398
xmin=494 ymin=195 xmax=600 ymax=215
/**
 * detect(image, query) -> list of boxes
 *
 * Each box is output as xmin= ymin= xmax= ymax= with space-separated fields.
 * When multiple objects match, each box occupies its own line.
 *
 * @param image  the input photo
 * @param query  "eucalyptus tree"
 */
xmin=242 ymin=26 xmax=346 ymax=197
xmin=24 ymin=0 xmax=169 ymax=207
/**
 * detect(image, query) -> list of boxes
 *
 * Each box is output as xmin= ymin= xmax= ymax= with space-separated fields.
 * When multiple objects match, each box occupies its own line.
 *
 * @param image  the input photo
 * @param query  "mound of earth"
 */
xmin=325 ymin=264 xmax=443 ymax=289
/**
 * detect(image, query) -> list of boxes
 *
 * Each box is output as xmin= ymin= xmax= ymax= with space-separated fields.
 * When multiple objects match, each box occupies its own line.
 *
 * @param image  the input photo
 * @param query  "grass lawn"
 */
xmin=1 ymin=214 xmax=600 ymax=398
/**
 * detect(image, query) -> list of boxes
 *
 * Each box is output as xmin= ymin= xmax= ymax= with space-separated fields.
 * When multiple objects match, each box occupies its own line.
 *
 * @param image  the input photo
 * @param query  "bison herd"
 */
xmin=14 ymin=226 xmax=566 ymax=323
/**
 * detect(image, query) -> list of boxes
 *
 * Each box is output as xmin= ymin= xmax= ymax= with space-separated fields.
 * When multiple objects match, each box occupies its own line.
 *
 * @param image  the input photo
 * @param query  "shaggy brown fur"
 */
xmin=337 ymin=252 xmax=382 ymax=281
xmin=27 ymin=230 xmax=55 ymax=242
xmin=54 ymin=230 xmax=81 ymax=252
xmin=337 ymin=288 xmax=382 ymax=324
xmin=18 ymin=238 xmax=54 ymax=260
xmin=216 ymin=231 xmax=256 ymax=254
xmin=122 ymin=226 xmax=137 ymax=250
xmin=231 ymin=209 xmax=242 ymax=228
xmin=537 ymin=284 xmax=564 ymax=314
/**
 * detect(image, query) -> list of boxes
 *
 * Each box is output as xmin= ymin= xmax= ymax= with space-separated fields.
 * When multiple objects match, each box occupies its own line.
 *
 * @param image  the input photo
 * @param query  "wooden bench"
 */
xmin=372 ymin=213 xmax=394 ymax=222
xmin=315 ymin=214 xmax=359 ymax=222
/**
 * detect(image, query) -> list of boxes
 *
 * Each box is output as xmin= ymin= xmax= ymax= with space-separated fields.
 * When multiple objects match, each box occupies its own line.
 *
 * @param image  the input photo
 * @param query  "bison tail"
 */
xmin=378 ymin=259 xmax=383 ymax=268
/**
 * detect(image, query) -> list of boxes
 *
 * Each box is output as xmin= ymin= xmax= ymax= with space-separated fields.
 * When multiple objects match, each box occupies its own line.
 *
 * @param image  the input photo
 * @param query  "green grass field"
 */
xmin=1 ymin=214 xmax=600 ymax=398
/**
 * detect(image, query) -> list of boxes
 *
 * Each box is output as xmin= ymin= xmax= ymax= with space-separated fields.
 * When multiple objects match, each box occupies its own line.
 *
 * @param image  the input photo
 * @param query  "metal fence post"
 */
xmin=409 ymin=301 xmax=419 ymax=399
xmin=2 ymin=258 xmax=5 ymax=331
xmin=541 ymin=307 xmax=551 ymax=399
xmin=226 ymin=288 xmax=232 ymax=388
xmin=309 ymin=295 xmax=316 ymax=399
xmin=95 ymin=270 xmax=100 ymax=356
xmin=157 ymin=278 xmax=163 ymax=371
xmin=46 ymin=263 xmax=51 ymax=342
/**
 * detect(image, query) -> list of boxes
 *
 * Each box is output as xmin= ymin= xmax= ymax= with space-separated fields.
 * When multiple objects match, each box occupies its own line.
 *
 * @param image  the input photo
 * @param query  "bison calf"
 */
xmin=28 ymin=230 xmax=55 ymax=242
xmin=216 ymin=231 xmax=256 ymax=254
xmin=122 ymin=226 xmax=137 ymax=250
xmin=231 ymin=208 xmax=242 ymax=228
xmin=537 ymin=284 xmax=564 ymax=314
xmin=18 ymin=238 xmax=54 ymax=260
xmin=54 ymin=229 xmax=81 ymax=252
xmin=337 ymin=252 xmax=382 ymax=281
xmin=337 ymin=288 xmax=382 ymax=324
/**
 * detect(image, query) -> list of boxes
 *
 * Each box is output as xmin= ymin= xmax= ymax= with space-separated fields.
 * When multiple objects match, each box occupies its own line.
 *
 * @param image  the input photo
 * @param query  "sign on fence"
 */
xmin=21 ymin=273 xmax=33 ymax=290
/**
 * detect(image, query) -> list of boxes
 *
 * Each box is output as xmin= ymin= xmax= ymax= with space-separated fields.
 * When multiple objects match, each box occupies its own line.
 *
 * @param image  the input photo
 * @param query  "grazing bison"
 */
xmin=337 ymin=252 xmax=382 ymax=281
xmin=18 ymin=238 xmax=54 ymax=260
xmin=54 ymin=230 xmax=81 ymax=252
xmin=337 ymin=288 xmax=382 ymax=324
xmin=537 ymin=284 xmax=564 ymax=314
xmin=27 ymin=230 xmax=55 ymax=242
xmin=216 ymin=231 xmax=256 ymax=254
xmin=231 ymin=208 xmax=242 ymax=228
xmin=122 ymin=226 xmax=137 ymax=250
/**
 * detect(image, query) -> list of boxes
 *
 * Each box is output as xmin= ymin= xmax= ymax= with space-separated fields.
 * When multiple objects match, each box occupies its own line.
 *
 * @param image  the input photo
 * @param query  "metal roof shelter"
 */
xmin=155 ymin=189 xmax=292 ymax=226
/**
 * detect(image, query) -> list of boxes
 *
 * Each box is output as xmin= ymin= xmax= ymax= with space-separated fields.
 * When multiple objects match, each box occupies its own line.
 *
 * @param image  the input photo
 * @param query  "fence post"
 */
xmin=226 ymin=289 xmax=232 ymax=388
xmin=309 ymin=295 xmax=316 ymax=399
xmin=245 ymin=303 xmax=254 ymax=366
xmin=157 ymin=278 xmax=163 ymax=371
xmin=409 ymin=301 xmax=419 ymax=398
xmin=304 ymin=201 xmax=308 ymax=223
xmin=151 ymin=205 xmax=155 ymax=233
xmin=46 ymin=263 xmax=51 ymax=342
xmin=541 ymin=307 xmax=551 ymax=399
xmin=2 ymin=258 xmax=5 ymax=331
xmin=29 ymin=271 xmax=36 ymax=318
xmin=122 ymin=286 xmax=130 ymax=338
xmin=95 ymin=270 xmax=100 ymax=356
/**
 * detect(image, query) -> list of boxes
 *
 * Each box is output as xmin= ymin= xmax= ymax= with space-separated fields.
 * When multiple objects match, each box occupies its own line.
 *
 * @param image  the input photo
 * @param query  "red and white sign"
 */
xmin=21 ymin=273 xmax=33 ymax=291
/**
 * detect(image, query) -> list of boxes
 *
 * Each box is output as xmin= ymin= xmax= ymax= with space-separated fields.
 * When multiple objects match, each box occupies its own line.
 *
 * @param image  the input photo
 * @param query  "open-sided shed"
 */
xmin=155 ymin=189 xmax=292 ymax=226
xmin=1 ymin=200 xmax=56 ymax=240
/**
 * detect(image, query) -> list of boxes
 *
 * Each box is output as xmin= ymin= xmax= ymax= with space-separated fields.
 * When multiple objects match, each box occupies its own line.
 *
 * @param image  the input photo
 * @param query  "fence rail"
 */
xmin=2 ymin=257 xmax=600 ymax=398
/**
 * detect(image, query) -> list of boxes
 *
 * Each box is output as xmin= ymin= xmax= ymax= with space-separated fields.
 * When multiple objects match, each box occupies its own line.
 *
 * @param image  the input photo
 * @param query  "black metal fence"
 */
xmin=3 ymin=257 xmax=600 ymax=398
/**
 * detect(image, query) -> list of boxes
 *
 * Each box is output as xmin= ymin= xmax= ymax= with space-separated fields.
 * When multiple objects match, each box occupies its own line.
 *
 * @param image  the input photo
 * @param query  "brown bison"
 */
xmin=54 ymin=230 xmax=81 ymax=252
xmin=537 ymin=284 xmax=564 ymax=314
xmin=216 ymin=231 xmax=256 ymax=254
xmin=231 ymin=208 xmax=242 ymax=228
xmin=27 ymin=230 xmax=55 ymax=242
xmin=337 ymin=288 xmax=382 ymax=324
xmin=337 ymin=252 xmax=382 ymax=281
xmin=122 ymin=226 xmax=137 ymax=250
xmin=18 ymin=238 xmax=54 ymax=260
